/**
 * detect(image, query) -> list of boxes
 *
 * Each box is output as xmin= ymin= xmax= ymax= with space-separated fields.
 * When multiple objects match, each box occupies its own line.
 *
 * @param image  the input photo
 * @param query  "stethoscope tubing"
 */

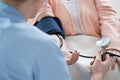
xmin=69 ymin=51 xmax=120 ymax=59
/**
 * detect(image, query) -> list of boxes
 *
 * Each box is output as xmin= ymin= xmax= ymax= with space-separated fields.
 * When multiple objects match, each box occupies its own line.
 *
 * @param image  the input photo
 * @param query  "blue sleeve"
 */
xmin=34 ymin=16 xmax=65 ymax=39
xmin=33 ymin=39 xmax=71 ymax=80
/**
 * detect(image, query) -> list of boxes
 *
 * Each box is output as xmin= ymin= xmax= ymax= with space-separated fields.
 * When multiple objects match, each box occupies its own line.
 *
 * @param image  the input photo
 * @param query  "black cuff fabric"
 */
xmin=34 ymin=16 xmax=65 ymax=39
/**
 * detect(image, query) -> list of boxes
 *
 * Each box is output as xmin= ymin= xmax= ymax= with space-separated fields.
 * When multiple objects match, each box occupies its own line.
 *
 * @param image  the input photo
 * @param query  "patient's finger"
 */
xmin=110 ymin=56 xmax=116 ymax=70
xmin=116 ymin=58 xmax=120 ymax=68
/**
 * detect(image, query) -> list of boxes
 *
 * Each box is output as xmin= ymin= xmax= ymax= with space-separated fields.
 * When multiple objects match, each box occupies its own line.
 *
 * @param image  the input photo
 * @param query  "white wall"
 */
xmin=109 ymin=0 xmax=120 ymax=17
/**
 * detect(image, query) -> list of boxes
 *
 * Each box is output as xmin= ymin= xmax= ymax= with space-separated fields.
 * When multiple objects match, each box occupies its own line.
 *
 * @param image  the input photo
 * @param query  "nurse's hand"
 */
xmin=62 ymin=49 xmax=79 ymax=65
xmin=90 ymin=52 xmax=110 ymax=80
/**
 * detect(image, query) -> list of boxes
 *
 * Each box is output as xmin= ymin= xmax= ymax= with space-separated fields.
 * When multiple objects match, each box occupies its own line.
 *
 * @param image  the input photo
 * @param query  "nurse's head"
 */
xmin=0 ymin=0 xmax=44 ymax=19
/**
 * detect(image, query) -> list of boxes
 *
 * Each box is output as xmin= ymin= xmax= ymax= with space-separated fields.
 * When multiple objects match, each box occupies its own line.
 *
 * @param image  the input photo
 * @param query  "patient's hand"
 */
xmin=62 ymin=49 xmax=79 ymax=65
xmin=107 ymin=50 xmax=119 ymax=70
xmin=110 ymin=56 xmax=116 ymax=70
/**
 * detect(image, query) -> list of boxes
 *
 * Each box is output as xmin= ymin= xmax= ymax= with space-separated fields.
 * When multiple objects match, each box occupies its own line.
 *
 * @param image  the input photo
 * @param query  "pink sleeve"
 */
xmin=96 ymin=0 xmax=120 ymax=52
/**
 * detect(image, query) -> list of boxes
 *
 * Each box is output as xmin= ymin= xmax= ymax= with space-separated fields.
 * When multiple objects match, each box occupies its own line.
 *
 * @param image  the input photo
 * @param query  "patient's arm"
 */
xmin=51 ymin=34 xmax=79 ymax=65
xmin=90 ymin=52 xmax=110 ymax=80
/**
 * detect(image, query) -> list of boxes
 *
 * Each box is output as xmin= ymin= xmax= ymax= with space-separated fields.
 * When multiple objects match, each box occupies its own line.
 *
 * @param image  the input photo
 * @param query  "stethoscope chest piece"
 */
xmin=96 ymin=37 xmax=111 ymax=61
xmin=96 ymin=37 xmax=111 ymax=47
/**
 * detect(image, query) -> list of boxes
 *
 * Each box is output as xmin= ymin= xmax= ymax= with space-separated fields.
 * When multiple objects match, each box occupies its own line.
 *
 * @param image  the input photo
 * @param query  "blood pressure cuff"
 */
xmin=34 ymin=16 xmax=65 ymax=39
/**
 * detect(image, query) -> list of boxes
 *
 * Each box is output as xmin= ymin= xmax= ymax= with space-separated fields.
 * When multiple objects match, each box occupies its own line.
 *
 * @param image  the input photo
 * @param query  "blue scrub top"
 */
xmin=0 ymin=2 xmax=71 ymax=80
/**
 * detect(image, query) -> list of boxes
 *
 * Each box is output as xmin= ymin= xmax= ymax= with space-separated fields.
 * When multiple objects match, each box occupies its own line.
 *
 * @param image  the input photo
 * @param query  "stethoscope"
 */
xmin=70 ymin=37 xmax=120 ymax=59
xmin=96 ymin=37 xmax=120 ymax=60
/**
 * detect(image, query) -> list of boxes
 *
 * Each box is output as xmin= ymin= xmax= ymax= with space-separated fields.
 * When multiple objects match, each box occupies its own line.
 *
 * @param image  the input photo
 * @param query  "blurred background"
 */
xmin=109 ymin=0 xmax=120 ymax=17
